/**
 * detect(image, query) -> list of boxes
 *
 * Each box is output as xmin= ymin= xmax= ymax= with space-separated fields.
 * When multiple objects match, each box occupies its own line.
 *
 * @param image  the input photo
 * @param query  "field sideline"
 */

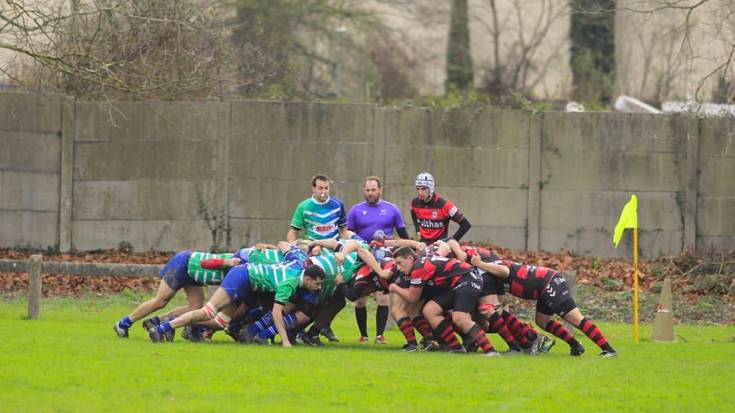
xmin=1 ymin=294 xmax=733 ymax=412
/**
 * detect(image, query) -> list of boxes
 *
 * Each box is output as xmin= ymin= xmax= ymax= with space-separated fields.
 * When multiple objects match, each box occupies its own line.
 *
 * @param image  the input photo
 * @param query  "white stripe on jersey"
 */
xmin=303 ymin=207 xmax=342 ymax=219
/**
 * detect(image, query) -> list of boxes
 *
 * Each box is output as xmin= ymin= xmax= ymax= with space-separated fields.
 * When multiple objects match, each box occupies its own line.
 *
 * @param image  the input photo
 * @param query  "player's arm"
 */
xmin=254 ymin=242 xmax=278 ymax=250
xmin=446 ymin=238 xmax=467 ymax=262
xmin=433 ymin=240 xmax=452 ymax=257
xmin=470 ymin=255 xmax=510 ymax=278
xmin=272 ymin=302 xmax=292 ymax=348
xmin=355 ymin=247 xmax=392 ymax=279
xmin=410 ymin=208 xmax=420 ymax=239
xmin=396 ymin=227 xmax=410 ymax=239
xmin=451 ymin=217 xmax=471 ymax=241
xmin=309 ymin=238 xmax=341 ymax=250
xmin=339 ymin=225 xmax=350 ymax=240
xmin=288 ymin=202 xmax=306 ymax=242
xmin=392 ymin=204 xmax=410 ymax=239
xmin=200 ymin=257 xmax=241 ymax=269
xmin=389 ymin=283 xmax=422 ymax=303
xmin=384 ymin=238 xmax=424 ymax=250
xmin=444 ymin=201 xmax=470 ymax=241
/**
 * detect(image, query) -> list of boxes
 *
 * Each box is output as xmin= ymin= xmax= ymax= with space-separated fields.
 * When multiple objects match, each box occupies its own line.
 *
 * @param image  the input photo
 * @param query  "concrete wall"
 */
xmin=1 ymin=92 xmax=733 ymax=257
xmin=0 ymin=92 xmax=65 ymax=248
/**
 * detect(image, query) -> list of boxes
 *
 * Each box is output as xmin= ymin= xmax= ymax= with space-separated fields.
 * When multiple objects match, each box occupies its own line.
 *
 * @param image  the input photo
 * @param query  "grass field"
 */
xmin=1 ymin=293 xmax=734 ymax=412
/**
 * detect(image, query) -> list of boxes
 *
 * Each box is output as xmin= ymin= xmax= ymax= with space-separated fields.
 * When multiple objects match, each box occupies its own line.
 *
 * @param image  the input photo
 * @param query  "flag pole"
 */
xmin=633 ymin=226 xmax=639 ymax=343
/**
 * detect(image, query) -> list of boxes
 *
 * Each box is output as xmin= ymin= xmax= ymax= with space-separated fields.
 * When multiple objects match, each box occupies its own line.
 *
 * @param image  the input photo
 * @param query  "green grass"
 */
xmin=1 ymin=294 xmax=734 ymax=412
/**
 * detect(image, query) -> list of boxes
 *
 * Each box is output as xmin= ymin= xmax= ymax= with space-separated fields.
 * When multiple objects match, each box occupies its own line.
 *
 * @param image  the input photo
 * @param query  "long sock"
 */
xmin=118 ymin=316 xmax=133 ymax=329
xmin=247 ymin=312 xmax=274 ymax=335
xmin=466 ymin=323 xmax=495 ymax=353
xmin=376 ymin=305 xmax=389 ymax=337
xmin=434 ymin=319 xmax=462 ymax=349
xmin=397 ymin=316 xmax=417 ymax=345
xmin=578 ymin=318 xmax=614 ymax=351
xmin=157 ymin=322 xmax=173 ymax=334
xmin=488 ymin=313 xmax=521 ymax=351
xmin=283 ymin=313 xmax=300 ymax=330
xmin=413 ymin=316 xmax=435 ymax=340
xmin=258 ymin=313 xmax=301 ymax=340
xmin=544 ymin=320 xmax=580 ymax=347
xmin=355 ymin=307 xmax=368 ymax=337
xmin=259 ymin=326 xmax=278 ymax=339
xmin=503 ymin=311 xmax=533 ymax=346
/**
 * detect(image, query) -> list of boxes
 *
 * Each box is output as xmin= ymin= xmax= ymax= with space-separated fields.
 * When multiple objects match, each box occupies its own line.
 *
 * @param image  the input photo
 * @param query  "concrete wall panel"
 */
xmin=71 ymin=219 xmax=212 ymax=252
xmin=0 ymin=211 xmax=58 ymax=248
xmin=0 ymin=171 xmax=59 ymax=211
xmin=74 ymin=141 xmax=216 ymax=181
xmin=0 ymin=132 xmax=60 ymax=172
xmin=75 ymin=101 xmax=222 ymax=142
xmin=0 ymin=92 xmax=63 ymax=133
xmin=73 ymin=180 xmax=216 ymax=220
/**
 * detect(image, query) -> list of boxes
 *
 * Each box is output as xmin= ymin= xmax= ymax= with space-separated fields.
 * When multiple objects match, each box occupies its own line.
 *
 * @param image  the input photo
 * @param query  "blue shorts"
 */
xmin=160 ymin=250 xmax=198 ymax=290
xmin=220 ymin=265 xmax=251 ymax=304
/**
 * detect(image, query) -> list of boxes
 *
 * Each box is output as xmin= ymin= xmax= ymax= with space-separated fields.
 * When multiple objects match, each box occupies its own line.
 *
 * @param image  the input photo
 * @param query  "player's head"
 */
xmin=363 ymin=176 xmax=382 ymax=204
xmin=392 ymin=246 xmax=417 ymax=274
xmin=302 ymin=264 xmax=326 ymax=292
xmin=415 ymin=172 xmax=434 ymax=201
xmin=311 ymin=174 xmax=331 ymax=202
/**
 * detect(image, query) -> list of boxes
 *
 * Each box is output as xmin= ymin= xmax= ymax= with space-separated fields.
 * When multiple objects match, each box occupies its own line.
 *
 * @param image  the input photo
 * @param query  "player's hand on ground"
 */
xmin=282 ymin=340 xmax=293 ymax=348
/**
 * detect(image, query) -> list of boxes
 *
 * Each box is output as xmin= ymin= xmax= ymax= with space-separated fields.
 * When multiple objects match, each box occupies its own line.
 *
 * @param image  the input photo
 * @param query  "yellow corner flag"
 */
xmin=613 ymin=194 xmax=638 ymax=248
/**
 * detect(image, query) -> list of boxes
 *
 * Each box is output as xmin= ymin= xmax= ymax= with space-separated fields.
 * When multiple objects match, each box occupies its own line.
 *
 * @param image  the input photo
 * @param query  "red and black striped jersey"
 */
xmin=410 ymin=193 xmax=464 ymax=243
xmin=409 ymin=256 xmax=473 ymax=289
xmin=495 ymin=260 xmax=558 ymax=299
xmin=353 ymin=260 xmax=396 ymax=293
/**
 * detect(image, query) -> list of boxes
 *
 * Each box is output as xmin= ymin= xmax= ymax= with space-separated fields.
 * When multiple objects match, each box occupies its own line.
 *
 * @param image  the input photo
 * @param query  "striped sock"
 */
xmin=397 ymin=317 xmax=417 ymax=345
xmin=578 ymin=318 xmax=610 ymax=349
xmin=258 ymin=326 xmax=278 ymax=339
xmin=544 ymin=320 xmax=580 ymax=347
xmin=283 ymin=313 xmax=300 ymax=330
xmin=503 ymin=311 xmax=537 ymax=344
xmin=412 ymin=316 xmax=434 ymax=340
xmin=434 ymin=319 xmax=461 ymax=349
xmin=467 ymin=323 xmax=495 ymax=353
xmin=488 ymin=312 xmax=521 ymax=351
xmin=253 ymin=312 xmax=274 ymax=331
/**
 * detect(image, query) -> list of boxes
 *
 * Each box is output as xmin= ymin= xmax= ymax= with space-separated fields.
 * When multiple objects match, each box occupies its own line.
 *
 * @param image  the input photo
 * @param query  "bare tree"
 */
xmin=615 ymin=0 xmax=735 ymax=102
xmin=471 ymin=0 xmax=571 ymax=100
xmin=1 ymin=0 xmax=240 ymax=100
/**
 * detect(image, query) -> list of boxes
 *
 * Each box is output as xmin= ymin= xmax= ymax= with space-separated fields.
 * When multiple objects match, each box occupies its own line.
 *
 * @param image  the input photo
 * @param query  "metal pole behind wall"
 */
xmin=28 ymin=255 xmax=43 ymax=320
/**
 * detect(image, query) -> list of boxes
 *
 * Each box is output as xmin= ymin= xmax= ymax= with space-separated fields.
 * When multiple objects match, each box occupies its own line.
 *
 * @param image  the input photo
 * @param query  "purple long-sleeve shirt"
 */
xmin=347 ymin=200 xmax=406 ymax=241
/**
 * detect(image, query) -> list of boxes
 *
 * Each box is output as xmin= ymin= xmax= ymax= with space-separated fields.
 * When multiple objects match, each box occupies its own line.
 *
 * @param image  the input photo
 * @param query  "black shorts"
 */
xmin=536 ymin=274 xmax=577 ymax=316
xmin=432 ymin=271 xmax=483 ymax=313
xmin=480 ymin=272 xmax=505 ymax=297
